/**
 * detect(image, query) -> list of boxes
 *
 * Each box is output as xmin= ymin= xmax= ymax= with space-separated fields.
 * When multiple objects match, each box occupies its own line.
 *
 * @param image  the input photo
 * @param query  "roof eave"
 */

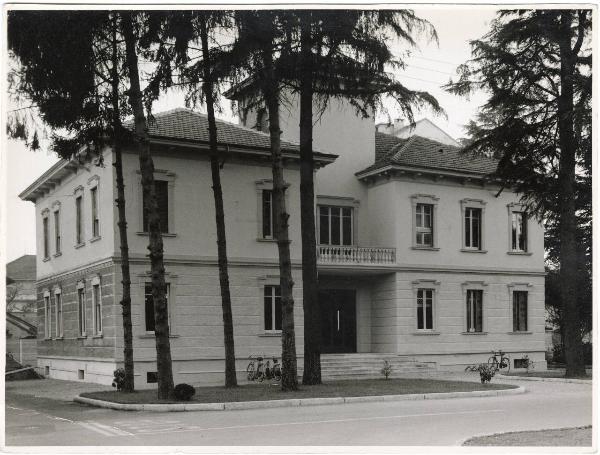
xmin=18 ymin=159 xmax=79 ymax=203
xmin=356 ymin=163 xmax=497 ymax=181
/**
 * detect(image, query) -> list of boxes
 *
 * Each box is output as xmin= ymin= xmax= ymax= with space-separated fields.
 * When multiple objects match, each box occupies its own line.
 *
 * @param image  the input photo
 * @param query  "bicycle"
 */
xmin=246 ymin=355 xmax=266 ymax=382
xmin=488 ymin=350 xmax=511 ymax=373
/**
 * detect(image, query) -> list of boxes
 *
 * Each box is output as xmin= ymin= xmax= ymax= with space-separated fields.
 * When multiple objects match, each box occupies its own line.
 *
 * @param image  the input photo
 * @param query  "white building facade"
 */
xmin=20 ymin=103 xmax=546 ymax=387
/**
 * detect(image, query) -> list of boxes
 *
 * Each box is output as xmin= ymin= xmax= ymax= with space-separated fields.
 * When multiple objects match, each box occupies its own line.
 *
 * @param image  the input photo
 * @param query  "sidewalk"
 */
xmin=5 ymin=378 xmax=113 ymax=401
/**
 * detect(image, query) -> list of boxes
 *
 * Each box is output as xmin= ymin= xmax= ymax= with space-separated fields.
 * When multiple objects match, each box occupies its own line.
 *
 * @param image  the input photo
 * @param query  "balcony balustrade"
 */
xmin=317 ymin=245 xmax=396 ymax=265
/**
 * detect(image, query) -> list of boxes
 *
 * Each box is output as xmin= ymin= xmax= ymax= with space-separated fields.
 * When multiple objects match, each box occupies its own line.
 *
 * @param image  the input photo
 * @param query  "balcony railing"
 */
xmin=317 ymin=245 xmax=396 ymax=265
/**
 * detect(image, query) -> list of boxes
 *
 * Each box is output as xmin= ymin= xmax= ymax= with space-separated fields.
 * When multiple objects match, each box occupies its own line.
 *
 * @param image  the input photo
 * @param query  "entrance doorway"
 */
xmin=319 ymin=289 xmax=357 ymax=353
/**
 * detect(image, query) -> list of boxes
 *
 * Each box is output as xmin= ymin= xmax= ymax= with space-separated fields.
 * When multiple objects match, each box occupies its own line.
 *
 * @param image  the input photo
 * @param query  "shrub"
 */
xmin=112 ymin=368 xmax=126 ymax=391
xmin=174 ymin=383 xmax=196 ymax=401
xmin=380 ymin=360 xmax=393 ymax=380
xmin=465 ymin=363 xmax=496 ymax=384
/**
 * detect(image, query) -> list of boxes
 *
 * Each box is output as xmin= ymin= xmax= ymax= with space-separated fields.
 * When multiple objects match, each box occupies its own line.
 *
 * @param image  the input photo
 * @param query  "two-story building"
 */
xmin=19 ymin=100 xmax=546 ymax=387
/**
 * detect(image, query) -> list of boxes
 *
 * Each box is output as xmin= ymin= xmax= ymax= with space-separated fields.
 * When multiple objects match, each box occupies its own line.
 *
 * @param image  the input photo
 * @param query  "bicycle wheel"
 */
xmin=256 ymin=366 xmax=265 ymax=382
xmin=503 ymin=356 xmax=511 ymax=373
xmin=246 ymin=362 xmax=255 ymax=381
xmin=273 ymin=365 xmax=281 ymax=382
xmin=487 ymin=356 xmax=499 ymax=371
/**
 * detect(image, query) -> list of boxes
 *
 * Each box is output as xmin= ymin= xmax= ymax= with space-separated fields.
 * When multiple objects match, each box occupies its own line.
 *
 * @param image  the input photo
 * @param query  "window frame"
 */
xmin=137 ymin=170 xmax=176 ymax=236
xmin=411 ymin=194 xmax=439 ymax=250
xmin=263 ymin=284 xmax=282 ymax=333
xmin=54 ymin=287 xmax=63 ymax=339
xmin=411 ymin=279 xmax=440 ymax=334
xmin=77 ymin=281 xmax=87 ymax=337
xmin=317 ymin=205 xmax=354 ymax=246
xmin=139 ymin=273 xmax=178 ymax=337
xmin=90 ymin=184 xmax=100 ymax=239
xmin=74 ymin=186 xmax=85 ymax=247
xmin=255 ymin=179 xmax=290 ymax=243
xmin=460 ymin=199 xmax=486 ymax=252
xmin=91 ymin=275 xmax=102 ymax=336
xmin=262 ymin=189 xmax=274 ymax=239
xmin=508 ymin=283 xmax=533 ymax=334
xmin=507 ymin=203 xmax=530 ymax=254
xmin=143 ymin=282 xmax=172 ymax=334
xmin=461 ymin=281 xmax=488 ymax=334
xmin=42 ymin=212 xmax=50 ymax=260
xmin=52 ymin=201 xmax=61 ymax=256
xmin=43 ymin=290 xmax=51 ymax=339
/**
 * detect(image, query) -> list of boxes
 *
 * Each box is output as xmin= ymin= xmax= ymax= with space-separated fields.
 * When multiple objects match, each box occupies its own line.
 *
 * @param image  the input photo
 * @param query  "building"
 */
xmin=375 ymin=118 xmax=460 ymax=147
xmin=6 ymin=255 xmax=38 ymax=366
xmin=19 ymin=100 xmax=546 ymax=387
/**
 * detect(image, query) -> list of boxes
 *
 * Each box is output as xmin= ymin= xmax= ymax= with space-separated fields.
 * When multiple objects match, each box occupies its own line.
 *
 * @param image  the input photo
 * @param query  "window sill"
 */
xmin=77 ymin=336 xmax=87 ymax=339
xmin=412 ymin=246 xmax=440 ymax=251
xmin=258 ymin=332 xmax=282 ymax=337
xmin=461 ymin=331 xmax=488 ymax=335
xmin=138 ymin=334 xmax=179 ymax=339
xmin=507 ymin=251 xmax=533 ymax=256
xmin=44 ymin=337 xmax=52 ymax=341
xmin=53 ymin=252 xmax=62 ymax=258
xmin=92 ymin=334 xmax=103 ymax=339
xmin=507 ymin=331 xmax=532 ymax=335
xmin=90 ymin=235 xmax=102 ymax=243
xmin=257 ymin=238 xmax=277 ymax=243
xmin=460 ymin=248 xmax=487 ymax=254
xmin=54 ymin=337 xmax=64 ymax=340
xmin=75 ymin=242 xmax=86 ymax=249
xmin=412 ymin=331 xmax=440 ymax=336
xmin=136 ymin=232 xmax=177 ymax=237
xmin=42 ymin=257 xmax=51 ymax=262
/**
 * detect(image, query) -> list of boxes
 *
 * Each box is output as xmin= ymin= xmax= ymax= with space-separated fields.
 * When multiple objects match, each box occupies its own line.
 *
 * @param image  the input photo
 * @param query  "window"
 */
xmin=55 ymin=290 xmax=63 ymax=338
xmin=144 ymin=283 xmax=171 ymax=332
xmin=264 ymin=285 xmax=282 ymax=331
xmin=262 ymin=189 xmax=273 ymax=239
xmin=75 ymin=195 xmax=83 ymax=244
xmin=53 ymin=210 xmax=61 ymax=254
xmin=464 ymin=208 xmax=481 ymax=249
xmin=511 ymin=211 xmax=527 ymax=252
xmin=143 ymin=180 xmax=169 ymax=233
xmin=318 ymin=206 xmax=353 ymax=246
xmin=466 ymin=290 xmax=483 ymax=333
xmin=92 ymin=280 xmax=102 ymax=335
xmin=77 ymin=285 xmax=86 ymax=336
xmin=43 ymin=216 xmax=49 ymax=259
xmin=417 ymin=289 xmax=434 ymax=330
xmin=415 ymin=204 xmax=433 ymax=247
xmin=513 ymin=291 xmax=528 ymax=332
xmin=90 ymin=186 xmax=100 ymax=237
xmin=44 ymin=293 xmax=51 ymax=338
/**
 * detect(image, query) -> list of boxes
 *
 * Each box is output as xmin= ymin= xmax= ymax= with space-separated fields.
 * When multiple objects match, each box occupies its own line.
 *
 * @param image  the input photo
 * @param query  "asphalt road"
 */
xmin=4 ymin=377 xmax=593 ymax=447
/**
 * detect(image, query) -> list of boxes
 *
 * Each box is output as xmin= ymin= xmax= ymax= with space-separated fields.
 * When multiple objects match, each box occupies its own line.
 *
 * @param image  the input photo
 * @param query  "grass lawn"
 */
xmin=463 ymin=426 xmax=592 ymax=446
xmin=504 ymin=371 xmax=592 ymax=380
xmin=80 ymin=378 xmax=517 ymax=404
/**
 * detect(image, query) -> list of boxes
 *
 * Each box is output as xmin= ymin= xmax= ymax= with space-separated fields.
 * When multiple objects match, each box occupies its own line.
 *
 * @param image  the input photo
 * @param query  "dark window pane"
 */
xmin=76 ymin=196 xmax=82 ymax=244
xmin=143 ymin=181 xmax=169 ymax=233
xmin=425 ymin=297 xmax=433 ymax=330
xmin=331 ymin=209 xmax=340 ymax=245
xmin=472 ymin=210 xmax=480 ymax=248
xmin=465 ymin=210 xmax=471 ymax=246
xmin=520 ymin=213 xmax=527 ymax=251
xmin=262 ymin=190 xmax=272 ymax=238
xmin=145 ymin=284 xmax=155 ymax=332
xmin=342 ymin=212 xmax=352 ymax=245
xmin=475 ymin=291 xmax=483 ymax=332
xmin=319 ymin=207 xmax=329 ymax=244
xmin=264 ymin=288 xmax=272 ymax=331
xmin=275 ymin=295 xmax=282 ymax=331
xmin=417 ymin=290 xmax=424 ymax=330
xmin=43 ymin=217 xmax=49 ymax=258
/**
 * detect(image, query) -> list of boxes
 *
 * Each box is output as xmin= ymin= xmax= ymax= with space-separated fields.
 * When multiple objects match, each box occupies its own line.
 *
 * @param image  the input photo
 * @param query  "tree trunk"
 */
xmin=111 ymin=13 xmax=134 ymax=392
xmin=557 ymin=10 xmax=585 ymax=377
xmin=299 ymin=12 xmax=321 ymax=386
xmin=199 ymin=16 xmax=238 ymax=388
xmin=121 ymin=11 xmax=174 ymax=399
xmin=263 ymin=45 xmax=299 ymax=392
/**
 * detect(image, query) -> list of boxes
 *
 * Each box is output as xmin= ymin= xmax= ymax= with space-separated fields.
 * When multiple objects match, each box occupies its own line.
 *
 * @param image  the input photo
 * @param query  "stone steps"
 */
xmin=320 ymin=353 xmax=437 ymax=380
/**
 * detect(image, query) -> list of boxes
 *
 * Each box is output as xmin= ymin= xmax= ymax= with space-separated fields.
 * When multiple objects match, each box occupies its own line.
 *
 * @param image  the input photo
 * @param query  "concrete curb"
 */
xmin=498 ymin=374 xmax=592 ymax=384
xmin=74 ymin=385 xmax=526 ymax=412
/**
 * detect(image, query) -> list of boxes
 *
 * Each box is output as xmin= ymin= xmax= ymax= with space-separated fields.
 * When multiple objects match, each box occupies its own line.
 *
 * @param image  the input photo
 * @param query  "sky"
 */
xmin=3 ymin=7 xmax=497 ymax=263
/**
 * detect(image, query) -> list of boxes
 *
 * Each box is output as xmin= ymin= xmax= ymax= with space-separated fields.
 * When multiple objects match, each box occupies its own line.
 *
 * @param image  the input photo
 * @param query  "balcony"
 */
xmin=317 ymin=245 xmax=396 ymax=266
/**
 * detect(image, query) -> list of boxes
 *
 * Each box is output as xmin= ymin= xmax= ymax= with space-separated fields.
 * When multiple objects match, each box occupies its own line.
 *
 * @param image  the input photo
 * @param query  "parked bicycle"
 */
xmin=246 ymin=355 xmax=282 ymax=382
xmin=488 ymin=350 xmax=511 ymax=373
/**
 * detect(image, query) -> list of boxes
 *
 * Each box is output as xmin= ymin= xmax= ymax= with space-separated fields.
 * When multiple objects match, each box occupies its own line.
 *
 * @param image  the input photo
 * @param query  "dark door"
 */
xmin=319 ymin=289 xmax=357 ymax=353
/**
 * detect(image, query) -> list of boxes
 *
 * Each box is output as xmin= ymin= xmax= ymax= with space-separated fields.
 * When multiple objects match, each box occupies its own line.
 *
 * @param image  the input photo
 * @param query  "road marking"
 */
xmin=78 ymin=421 xmax=134 ymax=437
xmin=125 ymin=409 xmax=504 ymax=435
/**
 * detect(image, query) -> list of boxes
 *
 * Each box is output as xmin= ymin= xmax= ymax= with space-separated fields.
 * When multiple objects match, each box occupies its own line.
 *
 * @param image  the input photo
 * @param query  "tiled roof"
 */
xmin=360 ymin=132 xmax=498 ymax=176
xmin=6 ymin=255 xmax=36 ymax=281
xmin=125 ymin=108 xmax=303 ymax=153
